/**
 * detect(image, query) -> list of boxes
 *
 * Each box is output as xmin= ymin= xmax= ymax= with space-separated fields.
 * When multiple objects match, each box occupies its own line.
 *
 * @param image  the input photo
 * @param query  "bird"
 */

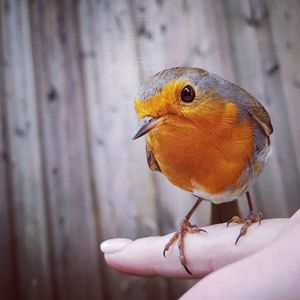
xmin=132 ymin=67 xmax=273 ymax=275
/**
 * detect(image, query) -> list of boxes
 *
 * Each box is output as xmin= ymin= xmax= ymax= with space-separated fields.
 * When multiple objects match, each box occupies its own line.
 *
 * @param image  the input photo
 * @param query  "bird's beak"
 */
xmin=132 ymin=116 xmax=161 ymax=140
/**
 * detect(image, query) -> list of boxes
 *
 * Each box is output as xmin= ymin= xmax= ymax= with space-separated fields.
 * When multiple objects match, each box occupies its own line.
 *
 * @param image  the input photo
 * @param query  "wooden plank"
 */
xmin=0 ymin=109 xmax=15 ymax=300
xmin=1 ymin=0 xmax=52 ymax=298
xmin=223 ymin=0 xmax=293 ymax=218
xmin=29 ymin=0 xmax=103 ymax=299
xmin=130 ymin=0 xmax=244 ymax=297
xmin=267 ymin=0 xmax=300 ymax=172
xmin=246 ymin=0 xmax=300 ymax=215
xmin=78 ymin=1 xmax=168 ymax=299
xmin=0 ymin=3 xmax=15 ymax=297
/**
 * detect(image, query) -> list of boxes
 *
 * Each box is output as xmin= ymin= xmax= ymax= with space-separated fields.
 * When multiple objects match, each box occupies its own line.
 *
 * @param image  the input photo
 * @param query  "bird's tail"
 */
xmin=210 ymin=200 xmax=240 ymax=224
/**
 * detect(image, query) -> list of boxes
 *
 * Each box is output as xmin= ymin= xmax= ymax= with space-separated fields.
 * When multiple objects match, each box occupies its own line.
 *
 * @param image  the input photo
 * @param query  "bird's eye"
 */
xmin=181 ymin=85 xmax=195 ymax=103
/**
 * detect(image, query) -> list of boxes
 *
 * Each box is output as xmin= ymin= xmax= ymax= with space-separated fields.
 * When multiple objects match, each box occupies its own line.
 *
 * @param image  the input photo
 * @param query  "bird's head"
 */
xmin=133 ymin=67 xmax=227 ymax=140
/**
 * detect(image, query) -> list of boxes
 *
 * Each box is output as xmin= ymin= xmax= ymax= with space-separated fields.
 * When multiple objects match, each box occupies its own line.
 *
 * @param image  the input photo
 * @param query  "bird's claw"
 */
xmin=227 ymin=211 xmax=263 ymax=245
xmin=163 ymin=218 xmax=206 ymax=275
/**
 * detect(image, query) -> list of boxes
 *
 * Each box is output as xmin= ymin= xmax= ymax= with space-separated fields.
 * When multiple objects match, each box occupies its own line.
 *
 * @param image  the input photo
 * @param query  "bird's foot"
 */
xmin=227 ymin=211 xmax=263 ymax=245
xmin=163 ymin=218 xmax=206 ymax=275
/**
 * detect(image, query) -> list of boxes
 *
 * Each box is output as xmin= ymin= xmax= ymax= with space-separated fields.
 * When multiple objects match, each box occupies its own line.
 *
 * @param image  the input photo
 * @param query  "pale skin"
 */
xmin=101 ymin=208 xmax=300 ymax=299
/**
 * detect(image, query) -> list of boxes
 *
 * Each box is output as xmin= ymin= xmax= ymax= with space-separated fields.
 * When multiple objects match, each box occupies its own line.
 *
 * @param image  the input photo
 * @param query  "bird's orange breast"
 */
xmin=147 ymin=100 xmax=254 ymax=195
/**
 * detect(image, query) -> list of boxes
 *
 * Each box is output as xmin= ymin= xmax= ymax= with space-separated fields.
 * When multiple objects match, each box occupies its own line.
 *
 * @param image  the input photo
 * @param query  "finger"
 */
xmin=181 ymin=215 xmax=300 ymax=299
xmin=275 ymin=207 xmax=300 ymax=239
xmin=100 ymin=219 xmax=286 ymax=278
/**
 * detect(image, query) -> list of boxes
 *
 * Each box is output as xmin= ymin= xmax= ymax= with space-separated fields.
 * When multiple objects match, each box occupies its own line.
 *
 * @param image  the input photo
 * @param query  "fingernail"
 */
xmin=100 ymin=238 xmax=132 ymax=254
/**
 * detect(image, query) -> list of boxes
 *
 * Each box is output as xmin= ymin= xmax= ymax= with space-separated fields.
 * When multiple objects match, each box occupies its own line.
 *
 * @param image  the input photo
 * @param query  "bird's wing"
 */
xmin=245 ymin=95 xmax=273 ymax=136
xmin=146 ymin=144 xmax=161 ymax=172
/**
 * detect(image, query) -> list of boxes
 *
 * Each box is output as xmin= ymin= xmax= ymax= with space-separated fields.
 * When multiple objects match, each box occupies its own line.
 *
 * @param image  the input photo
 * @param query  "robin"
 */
xmin=133 ymin=67 xmax=273 ymax=274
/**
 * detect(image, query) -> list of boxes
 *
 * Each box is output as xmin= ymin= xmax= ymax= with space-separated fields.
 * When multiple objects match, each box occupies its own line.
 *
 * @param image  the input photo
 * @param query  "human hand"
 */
xmin=101 ymin=209 xmax=300 ymax=299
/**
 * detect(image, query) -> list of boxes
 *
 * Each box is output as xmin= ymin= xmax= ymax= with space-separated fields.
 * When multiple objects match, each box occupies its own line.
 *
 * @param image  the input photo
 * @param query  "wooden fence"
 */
xmin=1 ymin=0 xmax=300 ymax=299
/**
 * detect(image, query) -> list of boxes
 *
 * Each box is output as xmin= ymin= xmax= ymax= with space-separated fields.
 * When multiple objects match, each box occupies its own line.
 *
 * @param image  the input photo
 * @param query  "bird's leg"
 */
xmin=227 ymin=191 xmax=263 ymax=245
xmin=163 ymin=197 xmax=206 ymax=275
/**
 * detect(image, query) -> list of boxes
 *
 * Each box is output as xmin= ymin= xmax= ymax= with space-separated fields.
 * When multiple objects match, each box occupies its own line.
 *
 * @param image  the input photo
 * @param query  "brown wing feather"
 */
xmin=247 ymin=97 xmax=273 ymax=136
xmin=146 ymin=144 xmax=161 ymax=172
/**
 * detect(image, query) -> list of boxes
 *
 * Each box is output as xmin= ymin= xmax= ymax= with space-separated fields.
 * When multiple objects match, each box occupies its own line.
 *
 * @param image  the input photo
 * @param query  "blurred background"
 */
xmin=1 ymin=0 xmax=300 ymax=299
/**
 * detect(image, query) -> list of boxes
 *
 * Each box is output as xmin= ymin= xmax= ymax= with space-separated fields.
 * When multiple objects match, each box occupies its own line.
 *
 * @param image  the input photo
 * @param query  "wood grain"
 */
xmin=1 ymin=0 xmax=52 ymax=299
xmin=267 ymin=0 xmax=300 ymax=172
xmin=224 ymin=0 xmax=294 ymax=218
xmin=0 ymin=3 xmax=15 ymax=298
xmin=247 ymin=0 xmax=300 ymax=215
xmin=78 ymin=1 xmax=168 ymax=298
xmin=29 ymin=0 xmax=103 ymax=299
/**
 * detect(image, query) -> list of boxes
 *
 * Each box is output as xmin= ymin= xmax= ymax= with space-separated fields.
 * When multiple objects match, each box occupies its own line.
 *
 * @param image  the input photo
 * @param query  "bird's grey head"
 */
xmin=137 ymin=67 xmax=209 ymax=100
